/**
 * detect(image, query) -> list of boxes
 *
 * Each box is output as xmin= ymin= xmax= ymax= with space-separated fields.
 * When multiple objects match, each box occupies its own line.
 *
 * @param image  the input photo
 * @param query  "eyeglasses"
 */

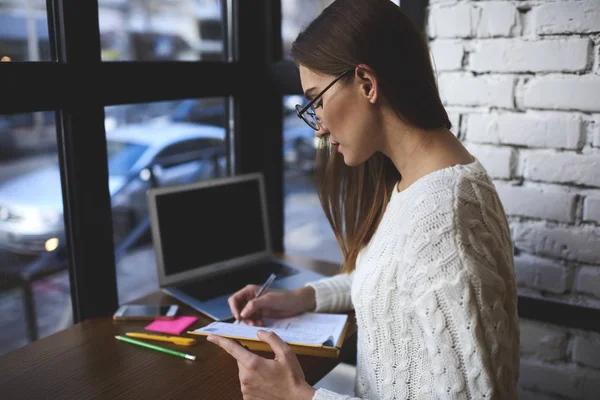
xmin=296 ymin=69 xmax=353 ymax=130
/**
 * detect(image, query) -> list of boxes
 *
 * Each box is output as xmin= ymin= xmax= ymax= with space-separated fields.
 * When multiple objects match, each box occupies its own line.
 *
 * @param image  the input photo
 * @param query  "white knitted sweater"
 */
xmin=307 ymin=159 xmax=520 ymax=400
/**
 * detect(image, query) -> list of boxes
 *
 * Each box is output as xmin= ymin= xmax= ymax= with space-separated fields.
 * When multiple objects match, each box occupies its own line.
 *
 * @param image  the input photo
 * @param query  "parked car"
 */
xmin=0 ymin=119 xmax=226 ymax=255
xmin=283 ymin=95 xmax=319 ymax=173
xmin=283 ymin=116 xmax=319 ymax=173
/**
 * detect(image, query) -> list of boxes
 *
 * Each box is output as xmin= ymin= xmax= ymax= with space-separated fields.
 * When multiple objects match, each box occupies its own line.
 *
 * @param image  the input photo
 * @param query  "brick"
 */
xmin=466 ymin=112 xmax=583 ymax=150
xmin=513 ymin=223 xmax=600 ymax=264
xmin=583 ymin=196 xmax=600 ymax=223
xmin=519 ymin=359 xmax=585 ymax=398
xmin=439 ymin=73 xmax=515 ymax=108
xmin=592 ymin=115 xmax=600 ymax=148
xmin=495 ymin=182 xmax=576 ymax=223
xmin=573 ymin=333 xmax=600 ymax=369
xmin=427 ymin=4 xmax=474 ymax=38
xmin=523 ymin=75 xmax=600 ymax=112
xmin=466 ymin=144 xmax=514 ymax=179
xmin=522 ymin=151 xmax=600 ymax=187
xmin=469 ymin=39 xmax=591 ymax=73
xmin=476 ymin=2 xmax=520 ymax=38
xmin=514 ymin=253 xmax=571 ymax=294
xmin=430 ymin=40 xmax=463 ymax=71
xmin=519 ymin=318 xmax=568 ymax=361
xmin=534 ymin=1 xmax=600 ymax=35
xmin=575 ymin=266 xmax=600 ymax=298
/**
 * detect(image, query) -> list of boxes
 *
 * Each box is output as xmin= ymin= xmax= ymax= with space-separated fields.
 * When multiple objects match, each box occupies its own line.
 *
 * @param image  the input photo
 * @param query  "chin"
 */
xmin=340 ymin=151 xmax=371 ymax=167
xmin=341 ymin=154 xmax=363 ymax=167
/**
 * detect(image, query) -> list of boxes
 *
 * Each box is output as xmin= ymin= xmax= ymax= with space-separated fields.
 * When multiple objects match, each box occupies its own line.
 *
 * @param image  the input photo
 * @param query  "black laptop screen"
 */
xmin=154 ymin=179 xmax=267 ymax=276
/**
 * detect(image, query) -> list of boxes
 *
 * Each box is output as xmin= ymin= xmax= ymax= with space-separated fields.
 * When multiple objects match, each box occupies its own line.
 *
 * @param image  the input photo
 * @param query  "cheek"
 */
xmin=323 ymin=95 xmax=361 ymax=138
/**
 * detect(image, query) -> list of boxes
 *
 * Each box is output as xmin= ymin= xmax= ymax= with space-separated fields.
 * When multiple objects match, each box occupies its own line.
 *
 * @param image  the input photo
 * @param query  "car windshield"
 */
xmin=106 ymin=140 xmax=149 ymax=177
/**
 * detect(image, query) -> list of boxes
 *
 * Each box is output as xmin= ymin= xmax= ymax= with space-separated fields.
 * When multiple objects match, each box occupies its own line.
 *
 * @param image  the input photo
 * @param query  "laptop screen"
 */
xmin=153 ymin=178 xmax=267 ymax=276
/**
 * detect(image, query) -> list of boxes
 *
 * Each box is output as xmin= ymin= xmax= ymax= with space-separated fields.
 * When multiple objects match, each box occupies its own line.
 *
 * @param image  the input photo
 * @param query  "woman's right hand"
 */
xmin=227 ymin=285 xmax=316 ymax=326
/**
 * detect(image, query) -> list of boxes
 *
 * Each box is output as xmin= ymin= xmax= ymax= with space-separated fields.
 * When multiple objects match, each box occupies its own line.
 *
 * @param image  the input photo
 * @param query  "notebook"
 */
xmin=147 ymin=172 xmax=327 ymax=321
xmin=189 ymin=312 xmax=350 ymax=358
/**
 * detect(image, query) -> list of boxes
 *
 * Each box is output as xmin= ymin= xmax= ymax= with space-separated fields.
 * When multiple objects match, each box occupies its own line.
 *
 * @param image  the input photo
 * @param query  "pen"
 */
xmin=234 ymin=272 xmax=276 ymax=325
xmin=125 ymin=332 xmax=196 ymax=346
xmin=115 ymin=335 xmax=196 ymax=360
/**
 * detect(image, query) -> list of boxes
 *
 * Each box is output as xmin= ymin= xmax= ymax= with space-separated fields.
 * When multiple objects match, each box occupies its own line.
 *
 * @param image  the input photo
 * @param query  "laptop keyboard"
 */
xmin=175 ymin=259 xmax=298 ymax=301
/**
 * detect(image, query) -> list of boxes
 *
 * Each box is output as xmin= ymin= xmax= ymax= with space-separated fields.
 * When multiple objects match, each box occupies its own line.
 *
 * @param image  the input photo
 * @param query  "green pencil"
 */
xmin=115 ymin=335 xmax=196 ymax=361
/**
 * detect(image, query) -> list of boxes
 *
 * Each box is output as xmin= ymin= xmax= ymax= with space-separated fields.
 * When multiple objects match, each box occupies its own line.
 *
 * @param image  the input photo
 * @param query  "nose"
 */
xmin=314 ymin=116 xmax=330 ymax=138
xmin=315 ymin=124 xmax=329 ymax=138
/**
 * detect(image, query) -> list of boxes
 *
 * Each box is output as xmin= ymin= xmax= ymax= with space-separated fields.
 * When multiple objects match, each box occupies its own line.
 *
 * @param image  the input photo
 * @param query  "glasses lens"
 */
xmin=296 ymin=104 xmax=319 ymax=130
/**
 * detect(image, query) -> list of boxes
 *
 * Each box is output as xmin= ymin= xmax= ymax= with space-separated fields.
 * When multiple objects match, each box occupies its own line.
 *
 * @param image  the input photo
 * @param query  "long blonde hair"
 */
xmin=292 ymin=0 xmax=450 ymax=273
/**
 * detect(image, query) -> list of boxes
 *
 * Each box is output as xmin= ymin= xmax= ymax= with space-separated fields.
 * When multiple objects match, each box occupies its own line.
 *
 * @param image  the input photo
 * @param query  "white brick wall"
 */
xmin=438 ymin=73 xmax=515 ymax=108
xmin=495 ymin=182 xmax=577 ymax=223
xmin=583 ymin=195 xmax=600 ymax=223
xmin=429 ymin=40 xmax=463 ymax=71
xmin=466 ymin=112 xmax=583 ymax=150
xmin=572 ymin=333 xmax=600 ymax=369
xmin=575 ymin=266 xmax=600 ymax=298
xmin=513 ymin=222 xmax=600 ymax=265
xmin=520 ymin=319 xmax=568 ymax=361
xmin=520 ymin=151 xmax=600 ymax=187
xmin=514 ymin=253 xmax=571 ymax=293
xmin=534 ymin=1 xmax=600 ymax=35
xmin=465 ymin=143 xmax=514 ymax=178
xmin=522 ymin=75 xmax=600 ymax=112
xmin=469 ymin=39 xmax=591 ymax=73
xmin=426 ymin=1 xmax=600 ymax=397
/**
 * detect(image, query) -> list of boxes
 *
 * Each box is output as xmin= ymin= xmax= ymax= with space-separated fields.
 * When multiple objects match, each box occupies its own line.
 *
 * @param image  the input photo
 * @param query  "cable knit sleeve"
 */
xmin=305 ymin=271 xmax=354 ymax=313
xmin=414 ymin=268 xmax=518 ymax=399
xmin=306 ymin=246 xmax=367 ymax=313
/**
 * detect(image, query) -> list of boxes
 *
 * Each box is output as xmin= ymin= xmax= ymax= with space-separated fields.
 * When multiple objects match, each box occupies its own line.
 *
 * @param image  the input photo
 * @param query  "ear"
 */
xmin=354 ymin=64 xmax=379 ymax=104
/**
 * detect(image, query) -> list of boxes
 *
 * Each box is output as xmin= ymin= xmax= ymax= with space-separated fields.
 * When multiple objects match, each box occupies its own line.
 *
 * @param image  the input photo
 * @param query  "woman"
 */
xmin=207 ymin=0 xmax=520 ymax=398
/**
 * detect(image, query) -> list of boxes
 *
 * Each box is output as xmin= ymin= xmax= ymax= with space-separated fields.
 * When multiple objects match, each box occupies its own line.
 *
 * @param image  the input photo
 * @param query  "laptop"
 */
xmin=147 ymin=172 xmax=327 ymax=321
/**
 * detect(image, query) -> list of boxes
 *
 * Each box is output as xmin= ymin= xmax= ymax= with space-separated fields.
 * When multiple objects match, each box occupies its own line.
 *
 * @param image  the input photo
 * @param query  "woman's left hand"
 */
xmin=207 ymin=330 xmax=316 ymax=400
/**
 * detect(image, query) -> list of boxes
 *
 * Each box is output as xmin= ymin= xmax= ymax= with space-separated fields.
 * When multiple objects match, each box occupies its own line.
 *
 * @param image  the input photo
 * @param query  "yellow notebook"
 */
xmin=188 ymin=312 xmax=350 ymax=358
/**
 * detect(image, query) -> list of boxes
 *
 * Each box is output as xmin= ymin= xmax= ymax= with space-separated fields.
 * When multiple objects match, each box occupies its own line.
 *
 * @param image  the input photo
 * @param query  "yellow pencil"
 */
xmin=125 ymin=332 xmax=196 ymax=346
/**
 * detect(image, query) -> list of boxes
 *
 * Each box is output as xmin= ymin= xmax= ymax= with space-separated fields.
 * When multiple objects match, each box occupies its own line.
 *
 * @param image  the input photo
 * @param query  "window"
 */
xmin=106 ymin=98 xmax=229 ymax=304
xmin=0 ymin=111 xmax=71 ymax=355
xmin=0 ymin=1 xmax=52 ymax=61
xmin=98 ymin=0 xmax=226 ymax=61
xmin=282 ymin=96 xmax=342 ymax=264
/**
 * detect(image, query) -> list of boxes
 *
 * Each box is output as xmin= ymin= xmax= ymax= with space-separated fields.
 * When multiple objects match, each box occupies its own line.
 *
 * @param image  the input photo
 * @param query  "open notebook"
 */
xmin=189 ymin=312 xmax=350 ymax=358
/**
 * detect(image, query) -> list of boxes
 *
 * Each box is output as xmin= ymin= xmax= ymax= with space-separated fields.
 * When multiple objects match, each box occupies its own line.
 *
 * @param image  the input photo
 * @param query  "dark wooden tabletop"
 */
xmin=0 ymin=253 xmax=357 ymax=400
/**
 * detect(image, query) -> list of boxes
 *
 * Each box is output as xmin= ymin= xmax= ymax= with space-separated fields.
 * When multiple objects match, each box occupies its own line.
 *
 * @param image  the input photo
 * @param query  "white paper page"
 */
xmin=194 ymin=313 xmax=348 ymax=346
xmin=261 ymin=313 xmax=348 ymax=346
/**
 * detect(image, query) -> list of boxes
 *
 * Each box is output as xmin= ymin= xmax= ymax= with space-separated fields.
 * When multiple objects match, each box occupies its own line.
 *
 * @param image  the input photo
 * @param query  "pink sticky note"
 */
xmin=145 ymin=316 xmax=198 ymax=335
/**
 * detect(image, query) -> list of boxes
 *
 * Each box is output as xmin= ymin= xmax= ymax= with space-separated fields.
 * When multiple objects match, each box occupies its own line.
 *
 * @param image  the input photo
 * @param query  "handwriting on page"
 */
xmin=198 ymin=322 xmax=332 ymax=345
xmin=261 ymin=313 xmax=348 ymax=346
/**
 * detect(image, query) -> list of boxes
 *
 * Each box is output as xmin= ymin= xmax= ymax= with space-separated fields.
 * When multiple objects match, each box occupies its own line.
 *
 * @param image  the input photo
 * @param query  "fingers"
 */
xmin=256 ymin=330 xmax=294 ymax=362
xmin=228 ymin=285 xmax=259 ymax=321
xmin=206 ymin=335 xmax=260 ymax=370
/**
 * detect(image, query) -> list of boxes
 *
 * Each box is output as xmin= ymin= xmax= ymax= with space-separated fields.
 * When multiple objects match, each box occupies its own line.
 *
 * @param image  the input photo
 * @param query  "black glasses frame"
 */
xmin=296 ymin=69 xmax=354 ymax=130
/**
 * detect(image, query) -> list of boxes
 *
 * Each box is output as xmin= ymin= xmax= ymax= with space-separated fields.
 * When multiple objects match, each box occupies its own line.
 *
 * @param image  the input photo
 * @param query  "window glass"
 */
xmin=0 ymin=0 xmax=52 ymax=61
xmin=105 ymin=98 xmax=229 ymax=303
xmin=282 ymin=95 xmax=342 ymax=264
xmin=98 ymin=0 xmax=226 ymax=61
xmin=0 ymin=111 xmax=71 ymax=355
xmin=281 ymin=0 xmax=399 ymax=59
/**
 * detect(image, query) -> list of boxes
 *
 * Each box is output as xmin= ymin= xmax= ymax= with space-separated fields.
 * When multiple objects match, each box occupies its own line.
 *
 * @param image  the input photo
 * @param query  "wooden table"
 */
xmin=0 ymin=254 xmax=357 ymax=400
